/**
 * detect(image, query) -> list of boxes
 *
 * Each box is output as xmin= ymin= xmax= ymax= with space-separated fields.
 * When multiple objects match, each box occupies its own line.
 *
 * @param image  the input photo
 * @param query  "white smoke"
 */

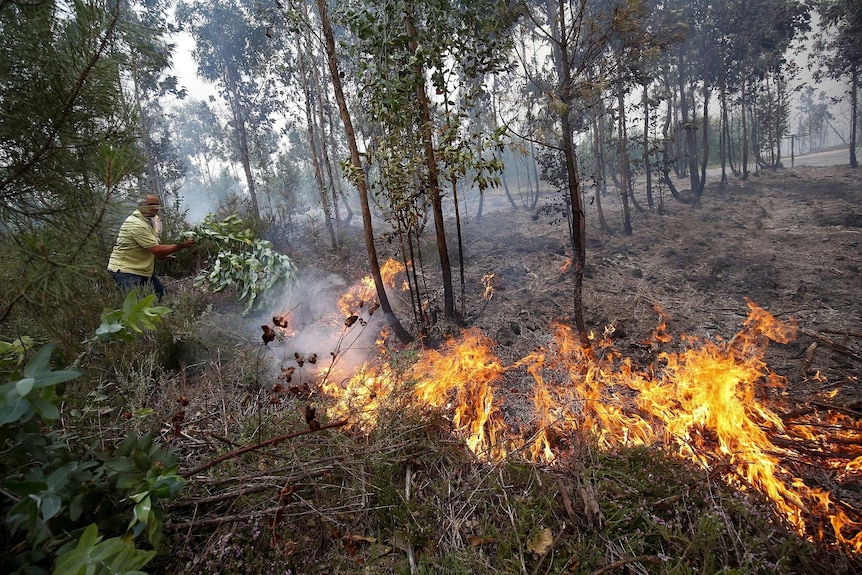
xmin=251 ymin=270 xmax=388 ymax=387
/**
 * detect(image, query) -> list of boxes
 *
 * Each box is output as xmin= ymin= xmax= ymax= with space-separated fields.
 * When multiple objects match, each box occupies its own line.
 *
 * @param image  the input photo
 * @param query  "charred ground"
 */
xmin=459 ymin=165 xmax=861 ymax=396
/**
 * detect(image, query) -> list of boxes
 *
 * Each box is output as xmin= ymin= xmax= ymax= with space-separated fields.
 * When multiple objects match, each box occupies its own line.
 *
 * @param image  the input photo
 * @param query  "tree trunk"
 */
xmin=529 ymin=141 xmax=541 ymax=209
xmin=678 ymin=51 xmax=701 ymax=197
xmin=851 ymin=64 xmax=858 ymax=168
xmin=719 ymin=79 xmax=729 ymax=187
xmin=225 ymin=72 xmax=260 ymax=221
xmin=616 ymin=78 xmax=633 ymax=234
xmin=741 ymin=78 xmax=750 ymax=180
xmin=404 ymin=13 xmax=456 ymax=323
xmin=643 ymin=80 xmax=654 ymax=209
xmin=548 ymin=0 xmax=588 ymax=343
xmin=297 ymin=34 xmax=337 ymax=250
xmin=592 ymin=111 xmax=614 ymax=233
xmin=497 ymin=151 xmax=518 ymax=212
xmin=315 ymin=0 xmax=412 ymax=344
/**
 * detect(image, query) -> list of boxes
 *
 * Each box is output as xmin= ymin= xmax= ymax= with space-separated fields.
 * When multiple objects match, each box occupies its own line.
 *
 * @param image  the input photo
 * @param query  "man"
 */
xmin=107 ymin=194 xmax=194 ymax=300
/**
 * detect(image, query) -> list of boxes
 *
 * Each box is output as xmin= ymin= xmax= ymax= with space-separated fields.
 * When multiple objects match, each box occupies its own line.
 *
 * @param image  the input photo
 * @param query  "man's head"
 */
xmin=139 ymin=194 xmax=162 ymax=218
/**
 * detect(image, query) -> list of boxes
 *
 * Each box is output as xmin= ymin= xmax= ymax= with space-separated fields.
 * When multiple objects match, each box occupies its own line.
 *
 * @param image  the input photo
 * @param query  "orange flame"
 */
xmin=314 ymin=300 xmax=862 ymax=553
xmin=337 ymin=258 xmax=405 ymax=317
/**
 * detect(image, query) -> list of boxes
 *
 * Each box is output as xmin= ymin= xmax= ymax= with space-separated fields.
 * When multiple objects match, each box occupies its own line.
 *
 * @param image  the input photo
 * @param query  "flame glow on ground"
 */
xmin=300 ymin=267 xmax=862 ymax=554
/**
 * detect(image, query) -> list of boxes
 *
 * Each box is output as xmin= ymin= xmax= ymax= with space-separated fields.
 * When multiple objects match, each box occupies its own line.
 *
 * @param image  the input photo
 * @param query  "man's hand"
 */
xmin=148 ymin=238 xmax=195 ymax=260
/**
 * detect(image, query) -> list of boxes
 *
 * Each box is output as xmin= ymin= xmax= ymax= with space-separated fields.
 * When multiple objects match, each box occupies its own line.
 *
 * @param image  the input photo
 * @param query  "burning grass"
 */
xmin=158 ymin=289 xmax=861 ymax=574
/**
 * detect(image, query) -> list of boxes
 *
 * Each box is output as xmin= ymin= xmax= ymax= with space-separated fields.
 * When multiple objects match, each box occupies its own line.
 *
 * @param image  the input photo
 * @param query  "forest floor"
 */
xmin=460 ymin=162 xmax=862 ymax=398
xmin=458 ymin=163 xmax=862 ymax=505
xmin=157 ymin=161 xmax=862 ymax=574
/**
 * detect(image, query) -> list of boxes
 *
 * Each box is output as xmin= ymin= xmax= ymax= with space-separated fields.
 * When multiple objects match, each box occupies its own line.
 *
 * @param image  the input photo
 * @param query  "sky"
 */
xmin=170 ymin=30 xmax=216 ymax=101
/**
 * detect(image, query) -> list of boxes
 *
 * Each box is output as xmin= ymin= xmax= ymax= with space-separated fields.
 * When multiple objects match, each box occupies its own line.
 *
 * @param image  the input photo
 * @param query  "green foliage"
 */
xmin=0 ymin=295 xmax=185 ymax=575
xmin=52 ymin=524 xmax=155 ymax=575
xmin=93 ymin=292 xmax=172 ymax=343
xmin=184 ymin=214 xmax=299 ymax=313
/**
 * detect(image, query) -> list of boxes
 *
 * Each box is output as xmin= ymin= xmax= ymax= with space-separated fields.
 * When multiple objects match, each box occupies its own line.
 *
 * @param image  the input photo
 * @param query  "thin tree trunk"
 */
xmin=497 ymin=151 xmax=517 ymax=211
xmin=226 ymin=72 xmax=260 ymax=221
xmin=696 ymin=79 xmax=709 ymax=200
xmin=548 ymin=0 xmax=588 ymax=343
xmin=719 ymin=79 xmax=729 ymax=187
xmin=678 ymin=51 xmax=700 ymax=196
xmin=616 ymin=78 xmax=633 ymax=234
xmin=592 ymin=111 xmax=614 ymax=234
xmin=643 ymin=80 xmax=654 ymax=209
xmin=315 ymin=0 xmax=412 ymax=344
xmin=404 ymin=13 xmax=456 ymax=323
xmin=741 ymin=78 xmax=750 ymax=180
xmin=297 ymin=34 xmax=337 ymax=249
xmin=851 ymin=65 xmax=858 ymax=168
xmin=529 ymin=141 xmax=541 ymax=209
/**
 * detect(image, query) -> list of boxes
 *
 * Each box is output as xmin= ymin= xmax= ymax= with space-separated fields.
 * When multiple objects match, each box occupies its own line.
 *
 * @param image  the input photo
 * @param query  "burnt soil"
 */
xmin=458 ymin=165 xmax=862 ymax=404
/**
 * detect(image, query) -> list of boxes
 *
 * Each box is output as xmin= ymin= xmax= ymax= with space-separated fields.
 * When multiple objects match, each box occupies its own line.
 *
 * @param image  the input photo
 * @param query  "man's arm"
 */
xmin=146 ymin=238 xmax=194 ymax=260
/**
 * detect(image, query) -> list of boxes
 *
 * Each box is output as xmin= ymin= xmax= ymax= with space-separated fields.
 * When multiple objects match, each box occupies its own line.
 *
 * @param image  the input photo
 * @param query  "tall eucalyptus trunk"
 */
xmin=315 ymin=0 xmax=412 ymax=344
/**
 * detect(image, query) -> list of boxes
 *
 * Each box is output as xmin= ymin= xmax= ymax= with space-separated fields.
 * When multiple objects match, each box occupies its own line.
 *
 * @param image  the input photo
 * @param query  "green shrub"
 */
xmin=0 ymin=294 xmax=186 ymax=575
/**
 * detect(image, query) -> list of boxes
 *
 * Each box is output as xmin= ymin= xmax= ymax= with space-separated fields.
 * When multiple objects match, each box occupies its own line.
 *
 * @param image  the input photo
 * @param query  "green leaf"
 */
xmin=133 ymin=494 xmax=152 ymax=526
xmin=122 ymin=290 xmax=137 ymax=317
xmin=0 ymin=396 xmax=31 ymax=425
xmin=29 ymin=395 xmax=60 ymax=421
xmin=79 ymin=523 xmax=101 ymax=549
xmin=31 ymin=368 xmax=81 ymax=389
xmin=39 ymin=492 xmax=62 ymax=521
xmin=23 ymin=344 xmax=54 ymax=377
xmin=15 ymin=377 xmax=35 ymax=397
xmin=47 ymin=462 xmax=76 ymax=491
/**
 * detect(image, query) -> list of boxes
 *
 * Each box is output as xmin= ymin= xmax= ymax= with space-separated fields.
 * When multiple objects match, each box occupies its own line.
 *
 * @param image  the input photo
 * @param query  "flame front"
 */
xmin=411 ymin=329 xmax=508 ymax=460
xmin=314 ymin=285 xmax=861 ymax=552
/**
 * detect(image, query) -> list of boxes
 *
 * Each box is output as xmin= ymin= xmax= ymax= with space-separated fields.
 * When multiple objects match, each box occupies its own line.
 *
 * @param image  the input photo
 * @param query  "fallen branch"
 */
xmin=164 ymin=504 xmax=291 ymax=531
xmin=182 ymin=419 xmax=349 ymax=478
xmin=167 ymin=483 xmax=274 ymax=509
xmin=822 ymin=329 xmax=862 ymax=339
xmin=769 ymin=436 xmax=860 ymax=459
xmin=586 ymin=555 xmax=661 ymax=575
xmin=800 ymin=329 xmax=862 ymax=363
xmin=557 ymin=478 xmax=579 ymax=524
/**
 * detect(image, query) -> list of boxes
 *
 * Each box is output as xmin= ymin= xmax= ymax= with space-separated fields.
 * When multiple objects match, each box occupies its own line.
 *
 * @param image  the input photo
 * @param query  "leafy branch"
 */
xmin=183 ymin=214 xmax=299 ymax=314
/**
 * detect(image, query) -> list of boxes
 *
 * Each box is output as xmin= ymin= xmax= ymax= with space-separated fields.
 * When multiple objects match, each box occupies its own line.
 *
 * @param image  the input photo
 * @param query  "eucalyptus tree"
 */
xmin=287 ymin=1 xmax=342 ymax=250
xmin=175 ymin=0 xmax=285 ymax=222
xmin=719 ymin=0 xmax=808 ymax=177
xmin=811 ymin=0 xmax=862 ymax=167
xmin=605 ymin=0 xmax=667 ymax=233
xmin=122 ymin=0 xmax=186 ymax=213
xmin=334 ymin=0 xmax=517 ymax=331
xmin=517 ymin=0 xmax=633 ymax=342
xmin=312 ymin=0 xmax=413 ymax=343
xmin=797 ymin=87 xmax=834 ymax=151
xmin=0 ymin=0 xmax=152 ymax=324
xmin=173 ymin=99 xmax=230 ymax=189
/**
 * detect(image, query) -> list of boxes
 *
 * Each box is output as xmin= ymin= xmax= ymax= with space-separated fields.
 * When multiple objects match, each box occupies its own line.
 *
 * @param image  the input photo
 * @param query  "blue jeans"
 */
xmin=111 ymin=270 xmax=166 ymax=301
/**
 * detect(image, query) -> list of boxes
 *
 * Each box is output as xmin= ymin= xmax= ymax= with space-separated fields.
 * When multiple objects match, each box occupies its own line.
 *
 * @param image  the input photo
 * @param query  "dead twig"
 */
xmin=182 ymin=419 xmax=348 ymax=478
xmin=586 ymin=555 xmax=661 ymax=575
xmin=556 ymin=478 xmax=579 ymax=525
xmin=800 ymin=329 xmax=862 ymax=363
xmin=165 ymin=504 xmax=293 ymax=531
xmin=167 ymin=483 xmax=274 ymax=509
xmin=821 ymin=329 xmax=862 ymax=339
